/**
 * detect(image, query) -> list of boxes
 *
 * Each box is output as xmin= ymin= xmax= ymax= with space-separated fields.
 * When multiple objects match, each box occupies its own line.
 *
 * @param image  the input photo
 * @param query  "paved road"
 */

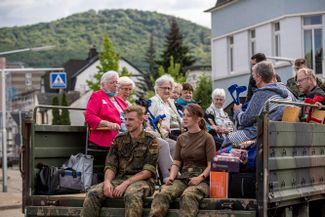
xmin=0 ymin=166 xmax=24 ymax=217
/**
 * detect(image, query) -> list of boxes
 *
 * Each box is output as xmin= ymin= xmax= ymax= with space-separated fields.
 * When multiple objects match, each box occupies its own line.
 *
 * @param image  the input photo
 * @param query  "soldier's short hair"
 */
xmin=124 ymin=105 xmax=145 ymax=118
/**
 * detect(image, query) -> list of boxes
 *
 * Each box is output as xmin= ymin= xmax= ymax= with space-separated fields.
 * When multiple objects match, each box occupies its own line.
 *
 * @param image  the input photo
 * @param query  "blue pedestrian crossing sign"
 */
xmin=50 ymin=72 xmax=67 ymax=89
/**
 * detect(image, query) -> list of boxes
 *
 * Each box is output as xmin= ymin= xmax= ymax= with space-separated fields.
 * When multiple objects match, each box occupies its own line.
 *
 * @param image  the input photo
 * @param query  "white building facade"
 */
xmin=206 ymin=0 xmax=325 ymax=104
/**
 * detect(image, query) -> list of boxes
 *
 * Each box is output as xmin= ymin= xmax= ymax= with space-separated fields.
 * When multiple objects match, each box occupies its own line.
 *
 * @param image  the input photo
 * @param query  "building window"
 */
xmin=228 ymin=36 xmax=234 ymax=72
xmin=249 ymin=29 xmax=256 ymax=57
xmin=273 ymin=22 xmax=281 ymax=57
xmin=303 ymin=15 xmax=322 ymax=74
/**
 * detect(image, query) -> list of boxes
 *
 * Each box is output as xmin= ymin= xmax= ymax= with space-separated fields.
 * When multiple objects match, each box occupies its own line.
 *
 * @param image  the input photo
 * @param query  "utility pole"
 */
xmin=0 ymin=57 xmax=8 ymax=192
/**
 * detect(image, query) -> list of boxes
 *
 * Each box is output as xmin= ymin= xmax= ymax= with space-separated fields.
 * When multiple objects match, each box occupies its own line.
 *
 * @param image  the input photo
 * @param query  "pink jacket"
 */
xmin=85 ymin=90 xmax=127 ymax=147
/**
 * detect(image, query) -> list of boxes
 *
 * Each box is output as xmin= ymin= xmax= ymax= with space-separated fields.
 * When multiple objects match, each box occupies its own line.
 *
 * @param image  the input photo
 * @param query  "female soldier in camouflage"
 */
xmin=149 ymin=104 xmax=216 ymax=217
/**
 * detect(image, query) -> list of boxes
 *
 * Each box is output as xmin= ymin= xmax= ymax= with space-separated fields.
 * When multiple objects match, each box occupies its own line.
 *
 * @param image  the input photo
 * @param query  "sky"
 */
xmin=0 ymin=0 xmax=214 ymax=28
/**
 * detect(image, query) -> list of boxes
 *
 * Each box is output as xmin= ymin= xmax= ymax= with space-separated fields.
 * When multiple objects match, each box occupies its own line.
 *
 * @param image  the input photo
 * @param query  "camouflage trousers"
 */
xmin=149 ymin=179 xmax=209 ymax=217
xmin=81 ymin=179 xmax=154 ymax=217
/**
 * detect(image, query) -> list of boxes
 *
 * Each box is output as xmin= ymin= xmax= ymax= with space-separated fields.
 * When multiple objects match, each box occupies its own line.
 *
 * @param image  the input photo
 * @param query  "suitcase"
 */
xmin=228 ymin=172 xmax=256 ymax=198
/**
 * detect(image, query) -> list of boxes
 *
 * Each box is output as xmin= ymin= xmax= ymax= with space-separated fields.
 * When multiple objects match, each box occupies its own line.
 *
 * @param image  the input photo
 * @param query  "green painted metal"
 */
xmin=266 ymin=120 xmax=325 ymax=205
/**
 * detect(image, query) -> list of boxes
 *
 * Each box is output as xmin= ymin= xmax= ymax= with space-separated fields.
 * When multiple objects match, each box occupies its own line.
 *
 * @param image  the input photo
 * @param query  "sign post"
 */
xmin=50 ymin=72 xmax=67 ymax=89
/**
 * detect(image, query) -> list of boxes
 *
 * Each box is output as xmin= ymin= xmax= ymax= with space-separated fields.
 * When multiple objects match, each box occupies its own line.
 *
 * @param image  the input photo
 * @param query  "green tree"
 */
xmin=158 ymin=18 xmax=196 ymax=76
xmin=157 ymin=56 xmax=186 ymax=83
xmin=120 ymin=66 xmax=132 ymax=77
xmin=87 ymin=35 xmax=119 ymax=91
xmin=52 ymin=96 xmax=61 ymax=125
xmin=193 ymin=76 xmax=212 ymax=110
xmin=143 ymin=33 xmax=158 ymax=91
xmin=60 ymin=91 xmax=71 ymax=125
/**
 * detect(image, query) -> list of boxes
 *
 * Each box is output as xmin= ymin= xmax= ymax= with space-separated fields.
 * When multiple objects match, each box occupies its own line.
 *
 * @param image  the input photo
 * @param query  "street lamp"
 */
xmin=0 ymin=45 xmax=55 ymax=55
xmin=1 ymin=45 xmax=56 ymax=192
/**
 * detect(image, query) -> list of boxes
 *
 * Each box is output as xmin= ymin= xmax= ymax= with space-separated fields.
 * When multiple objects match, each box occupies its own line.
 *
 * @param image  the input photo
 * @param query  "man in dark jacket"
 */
xmin=296 ymin=68 xmax=325 ymax=104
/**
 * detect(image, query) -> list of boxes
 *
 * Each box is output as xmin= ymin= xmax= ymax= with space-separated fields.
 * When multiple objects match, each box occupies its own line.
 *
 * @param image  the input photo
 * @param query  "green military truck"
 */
xmin=20 ymin=104 xmax=325 ymax=217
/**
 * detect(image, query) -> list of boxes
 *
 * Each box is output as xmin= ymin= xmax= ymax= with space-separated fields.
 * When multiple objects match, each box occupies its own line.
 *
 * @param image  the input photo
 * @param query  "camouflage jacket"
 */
xmin=104 ymin=131 xmax=159 ymax=181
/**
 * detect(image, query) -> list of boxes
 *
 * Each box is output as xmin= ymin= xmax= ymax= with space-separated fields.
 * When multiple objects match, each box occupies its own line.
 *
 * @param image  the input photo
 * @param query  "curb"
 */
xmin=0 ymin=204 xmax=22 ymax=210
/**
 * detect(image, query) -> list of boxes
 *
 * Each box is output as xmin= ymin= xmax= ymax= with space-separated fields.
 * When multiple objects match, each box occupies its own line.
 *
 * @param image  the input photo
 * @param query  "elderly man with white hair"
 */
xmin=85 ymin=70 xmax=128 ymax=148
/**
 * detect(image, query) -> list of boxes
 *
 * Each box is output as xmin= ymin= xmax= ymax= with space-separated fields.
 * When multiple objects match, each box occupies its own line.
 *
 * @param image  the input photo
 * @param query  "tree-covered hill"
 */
xmin=0 ymin=9 xmax=211 ymax=72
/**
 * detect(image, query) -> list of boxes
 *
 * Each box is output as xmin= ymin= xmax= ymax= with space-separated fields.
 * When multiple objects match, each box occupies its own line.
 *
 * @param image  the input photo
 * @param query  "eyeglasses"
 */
xmin=159 ymin=86 xmax=172 ymax=91
xmin=296 ymin=77 xmax=310 ymax=84
xmin=106 ymin=80 xmax=118 ymax=85
xmin=119 ymin=87 xmax=133 ymax=91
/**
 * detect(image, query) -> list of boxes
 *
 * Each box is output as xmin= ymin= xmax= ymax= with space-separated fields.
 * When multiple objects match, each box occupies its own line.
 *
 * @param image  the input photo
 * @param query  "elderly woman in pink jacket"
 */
xmin=85 ymin=70 xmax=127 ymax=148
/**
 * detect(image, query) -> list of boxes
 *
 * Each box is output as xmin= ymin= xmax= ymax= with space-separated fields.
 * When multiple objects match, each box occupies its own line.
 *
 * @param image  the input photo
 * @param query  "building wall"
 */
xmin=234 ymin=31 xmax=250 ymax=74
xmin=209 ymin=0 xmax=325 ymax=90
xmin=211 ymin=0 xmax=325 ymax=37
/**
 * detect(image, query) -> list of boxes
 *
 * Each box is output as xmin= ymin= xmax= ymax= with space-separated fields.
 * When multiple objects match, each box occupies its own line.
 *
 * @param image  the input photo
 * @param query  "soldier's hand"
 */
xmin=188 ymin=176 xmax=202 ymax=186
xmin=113 ymin=181 xmax=129 ymax=198
xmin=103 ymin=181 xmax=114 ymax=198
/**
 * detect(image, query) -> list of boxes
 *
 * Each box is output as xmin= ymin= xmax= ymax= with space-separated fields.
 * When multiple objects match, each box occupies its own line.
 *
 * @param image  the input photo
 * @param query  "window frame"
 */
xmin=302 ymin=15 xmax=323 ymax=74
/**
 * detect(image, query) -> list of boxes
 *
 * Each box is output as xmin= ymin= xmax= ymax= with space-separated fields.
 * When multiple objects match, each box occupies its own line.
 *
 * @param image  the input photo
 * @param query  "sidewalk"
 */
xmin=0 ymin=166 xmax=22 ymax=210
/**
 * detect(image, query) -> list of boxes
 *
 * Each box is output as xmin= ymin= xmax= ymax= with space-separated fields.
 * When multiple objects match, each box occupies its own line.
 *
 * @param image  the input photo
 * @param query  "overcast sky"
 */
xmin=0 ymin=0 xmax=214 ymax=28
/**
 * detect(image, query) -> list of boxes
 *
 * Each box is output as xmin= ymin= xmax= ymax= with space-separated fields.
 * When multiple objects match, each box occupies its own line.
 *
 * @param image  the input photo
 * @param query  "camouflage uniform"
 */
xmin=149 ymin=168 xmax=209 ymax=217
xmin=81 ymin=131 xmax=159 ymax=217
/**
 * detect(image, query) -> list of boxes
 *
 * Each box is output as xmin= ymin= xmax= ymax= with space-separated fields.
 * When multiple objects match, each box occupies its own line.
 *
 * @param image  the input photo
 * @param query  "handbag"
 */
xmin=57 ymin=168 xmax=82 ymax=193
xmin=62 ymin=153 xmax=94 ymax=191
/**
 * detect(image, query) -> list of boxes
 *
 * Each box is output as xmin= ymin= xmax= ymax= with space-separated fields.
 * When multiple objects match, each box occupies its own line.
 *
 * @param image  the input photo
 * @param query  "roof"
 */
xmin=205 ymin=0 xmax=237 ymax=12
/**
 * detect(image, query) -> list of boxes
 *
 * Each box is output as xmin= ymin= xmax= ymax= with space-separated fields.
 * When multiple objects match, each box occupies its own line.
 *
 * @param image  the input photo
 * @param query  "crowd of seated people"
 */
xmin=82 ymin=53 xmax=325 ymax=216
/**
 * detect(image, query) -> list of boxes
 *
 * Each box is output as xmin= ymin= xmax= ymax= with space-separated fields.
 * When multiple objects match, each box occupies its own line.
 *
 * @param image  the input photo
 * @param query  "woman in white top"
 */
xmin=149 ymin=75 xmax=182 ymax=140
xmin=205 ymin=88 xmax=235 ymax=149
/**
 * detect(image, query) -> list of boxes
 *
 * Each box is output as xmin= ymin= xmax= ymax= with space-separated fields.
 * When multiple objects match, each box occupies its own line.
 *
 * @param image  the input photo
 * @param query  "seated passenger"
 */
xmin=85 ymin=70 xmax=127 ymax=148
xmin=225 ymin=61 xmax=296 ymax=145
xmin=149 ymin=74 xmax=182 ymax=149
xmin=287 ymin=58 xmax=325 ymax=99
xmin=171 ymin=82 xmax=182 ymax=101
xmin=117 ymin=76 xmax=135 ymax=106
xmin=81 ymin=105 xmax=159 ymax=217
xmin=175 ymin=82 xmax=195 ymax=113
xmin=149 ymin=104 xmax=216 ymax=217
xmin=296 ymin=67 xmax=325 ymax=104
xmin=205 ymin=88 xmax=235 ymax=150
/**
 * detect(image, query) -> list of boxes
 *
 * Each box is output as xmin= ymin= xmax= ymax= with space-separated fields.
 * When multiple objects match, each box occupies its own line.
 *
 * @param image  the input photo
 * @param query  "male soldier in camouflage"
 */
xmin=81 ymin=105 xmax=159 ymax=217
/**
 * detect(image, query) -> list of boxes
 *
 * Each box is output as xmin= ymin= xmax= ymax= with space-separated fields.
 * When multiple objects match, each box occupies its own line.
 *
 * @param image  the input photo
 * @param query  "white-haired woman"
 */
xmin=205 ymin=88 xmax=235 ymax=149
xmin=148 ymin=75 xmax=182 ymax=182
xmin=117 ymin=76 xmax=135 ymax=105
xmin=85 ymin=70 xmax=127 ymax=148
xmin=149 ymin=75 xmax=182 ymax=141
